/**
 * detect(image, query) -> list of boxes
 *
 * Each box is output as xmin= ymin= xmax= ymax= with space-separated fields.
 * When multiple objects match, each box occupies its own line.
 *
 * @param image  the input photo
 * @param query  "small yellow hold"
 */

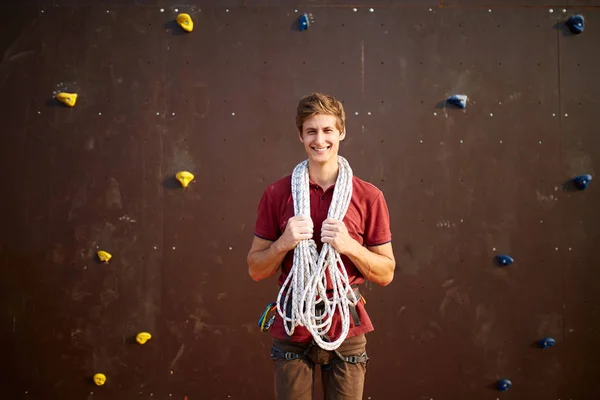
xmin=136 ymin=332 xmax=152 ymax=345
xmin=97 ymin=250 xmax=112 ymax=263
xmin=93 ymin=373 xmax=106 ymax=386
xmin=176 ymin=13 xmax=194 ymax=32
xmin=176 ymin=171 xmax=194 ymax=188
xmin=56 ymin=92 xmax=78 ymax=107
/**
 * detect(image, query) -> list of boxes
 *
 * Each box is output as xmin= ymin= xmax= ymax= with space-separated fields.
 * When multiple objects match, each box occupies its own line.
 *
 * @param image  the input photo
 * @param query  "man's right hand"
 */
xmin=277 ymin=216 xmax=314 ymax=252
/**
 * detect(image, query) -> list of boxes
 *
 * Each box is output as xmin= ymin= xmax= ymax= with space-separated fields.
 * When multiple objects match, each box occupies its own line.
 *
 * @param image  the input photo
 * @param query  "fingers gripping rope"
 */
xmin=276 ymin=156 xmax=359 ymax=351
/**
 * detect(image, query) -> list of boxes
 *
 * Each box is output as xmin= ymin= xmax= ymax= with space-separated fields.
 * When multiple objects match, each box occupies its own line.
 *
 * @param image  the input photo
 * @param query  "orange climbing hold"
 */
xmin=56 ymin=92 xmax=78 ymax=107
xmin=177 ymin=13 xmax=194 ymax=32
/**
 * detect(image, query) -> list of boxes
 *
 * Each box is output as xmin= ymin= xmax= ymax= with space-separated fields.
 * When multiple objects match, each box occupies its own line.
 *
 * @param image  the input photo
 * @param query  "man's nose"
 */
xmin=315 ymin=131 xmax=326 ymax=140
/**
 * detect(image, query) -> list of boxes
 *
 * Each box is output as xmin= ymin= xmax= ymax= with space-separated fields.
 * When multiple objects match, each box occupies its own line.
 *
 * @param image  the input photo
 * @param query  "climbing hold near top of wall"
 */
xmin=495 ymin=254 xmax=514 ymax=266
xmin=299 ymin=13 xmax=310 ymax=31
xmin=97 ymin=250 xmax=112 ymax=263
xmin=497 ymin=379 xmax=512 ymax=391
xmin=573 ymin=174 xmax=592 ymax=190
xmin=136 ymin=332 xmax=152 ymax=344
xmin=93 ymin=373 xmax=107 ymax=386
xmin=446 ymin=94 xmax=468 ymax=109
xmin=538 ymin=337 xmax=556 ymax=349
xmin=566 ymin=15 xmax=585 ymax=34
xmin=56 ymin=92 xmax=78 ymax=107
xmin=177 ymin=13 xmax=194 ymax=32
xmin=176 ymin=171 xmax=194 ymax=188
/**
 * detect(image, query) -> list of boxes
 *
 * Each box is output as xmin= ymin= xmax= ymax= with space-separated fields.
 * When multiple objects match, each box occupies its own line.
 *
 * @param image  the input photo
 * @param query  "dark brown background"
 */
xmin=0 ymin=0 xmax=598 ymax=399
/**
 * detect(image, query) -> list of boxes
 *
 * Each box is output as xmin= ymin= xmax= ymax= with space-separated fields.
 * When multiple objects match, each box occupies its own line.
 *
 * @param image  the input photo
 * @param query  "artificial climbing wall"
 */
xmin=0 ymin=0 xmax=599 ymax=399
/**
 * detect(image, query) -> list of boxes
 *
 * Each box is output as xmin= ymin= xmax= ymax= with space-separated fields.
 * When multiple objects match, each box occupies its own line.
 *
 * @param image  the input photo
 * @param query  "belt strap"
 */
xmin=270 ymin=346 xmax=368 ymax=365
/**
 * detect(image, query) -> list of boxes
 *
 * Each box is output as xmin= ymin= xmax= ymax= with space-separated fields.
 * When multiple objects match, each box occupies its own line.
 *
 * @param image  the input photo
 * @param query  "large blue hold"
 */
xmin=573 ymin=174 xmax=592 ymax=190
xmin=496 ymin=254 xmax=514 ymax=266
xmin=497 ymin=379 xmax=512 ymax=392
xmin=566 ymin=15 xmax=585 ymax=34
xmin=446 ymin=94 xmax=468 ymax=109
xmin=299 ymin=13 xmax=310 ymax=31
xmin=538 ymin=337 xmax=557 ymax=349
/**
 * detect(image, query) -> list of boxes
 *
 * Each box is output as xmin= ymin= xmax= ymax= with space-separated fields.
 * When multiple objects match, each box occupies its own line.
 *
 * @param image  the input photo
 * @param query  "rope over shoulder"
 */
xmin=276 ymin=155 xmax=359 ymax=351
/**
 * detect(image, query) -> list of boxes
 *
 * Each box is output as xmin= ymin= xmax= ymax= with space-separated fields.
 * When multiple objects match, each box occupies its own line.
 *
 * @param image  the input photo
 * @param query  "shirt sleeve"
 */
xmin=253 ymin=187 xmax=281 ymax=242
xmin=364 ymin=191 xmax=392 ymax=246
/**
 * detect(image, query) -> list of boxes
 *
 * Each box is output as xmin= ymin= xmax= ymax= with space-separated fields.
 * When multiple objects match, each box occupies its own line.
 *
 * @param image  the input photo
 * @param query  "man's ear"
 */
xmin=340 ymin=130 xmax=346 ymax=141
xmin=298 ymin=129 xmax=304 ymax=143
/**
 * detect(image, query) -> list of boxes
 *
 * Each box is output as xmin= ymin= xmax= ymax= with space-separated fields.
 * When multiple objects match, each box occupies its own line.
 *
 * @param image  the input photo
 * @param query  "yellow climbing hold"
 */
xmin=97 ymin=250 xmax=112 ymax=263
xmin=93 ymin=373 xmax=106 ymax=386
xmin=176 ymin=171 xmax=194 ymax=188
xmin=136 ymin=332 xmax=152 ymax=345
xmin=56 ymin=92 xmax=78 ymax=107
xmin=176 ymin=13 xmax=193 ymax=32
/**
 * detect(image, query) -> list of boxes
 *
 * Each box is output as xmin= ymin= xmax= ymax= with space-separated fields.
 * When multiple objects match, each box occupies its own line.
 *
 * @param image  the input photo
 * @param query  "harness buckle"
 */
xmin=345 ymin=355 xmax=360 ymax=364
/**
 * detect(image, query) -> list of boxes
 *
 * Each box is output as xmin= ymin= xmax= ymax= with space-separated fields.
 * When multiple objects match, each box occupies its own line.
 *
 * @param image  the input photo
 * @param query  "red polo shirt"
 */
xmin=253 ymin=173 xmax=392 ymax=343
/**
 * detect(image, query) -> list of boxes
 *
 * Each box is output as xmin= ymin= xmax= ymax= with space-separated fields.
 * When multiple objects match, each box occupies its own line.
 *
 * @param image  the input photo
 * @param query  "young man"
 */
xmin=247 ymin=92 xmax=395 ymax=400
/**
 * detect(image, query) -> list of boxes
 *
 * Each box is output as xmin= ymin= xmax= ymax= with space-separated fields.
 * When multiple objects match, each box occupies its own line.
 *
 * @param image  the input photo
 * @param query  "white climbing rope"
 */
xmin=276 ymin=155 xmax=359 ymax=351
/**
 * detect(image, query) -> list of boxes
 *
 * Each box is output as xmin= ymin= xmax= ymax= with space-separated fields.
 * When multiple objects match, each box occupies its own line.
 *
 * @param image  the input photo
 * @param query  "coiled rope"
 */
xmin=276 ymin=155 xmax=359 ymax=351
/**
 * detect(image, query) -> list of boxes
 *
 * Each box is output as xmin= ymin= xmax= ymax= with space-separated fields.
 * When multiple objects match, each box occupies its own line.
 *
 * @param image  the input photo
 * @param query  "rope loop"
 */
xmin=276 ymin=156 xmax=358 ymax=351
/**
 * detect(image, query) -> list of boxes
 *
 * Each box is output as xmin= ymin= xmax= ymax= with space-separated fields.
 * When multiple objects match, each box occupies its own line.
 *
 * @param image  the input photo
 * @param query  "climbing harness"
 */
xmin=270 ymin=339 xmax=369 ymax=367
xmin=276 ymin=156 xmax=359 ymax=351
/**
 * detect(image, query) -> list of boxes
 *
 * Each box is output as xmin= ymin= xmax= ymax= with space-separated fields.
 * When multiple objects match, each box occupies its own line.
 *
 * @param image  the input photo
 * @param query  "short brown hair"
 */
xmin=296 ymin=92 xmax=346 ymax=133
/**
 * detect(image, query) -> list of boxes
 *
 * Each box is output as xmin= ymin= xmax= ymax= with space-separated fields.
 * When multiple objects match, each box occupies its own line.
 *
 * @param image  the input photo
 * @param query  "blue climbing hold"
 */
xmin=446 ymin=94 xmax=468 ymax=109
xmin=538 ymin=337 xmax=557 ymax=349
xmin=497 ymin=379 xmax=512 ymax=391
xmin=496 ymin=254 xmax=514 ymax=266
xmin=497 ymin=379 xmax=512 ymax=392
xmin=573 ymin=174 xmax=592 ymax=190
xmin=566 ymin=15 xmax=585 ymax=34
xmin=299 ymin=13 xmax=310 ymax=31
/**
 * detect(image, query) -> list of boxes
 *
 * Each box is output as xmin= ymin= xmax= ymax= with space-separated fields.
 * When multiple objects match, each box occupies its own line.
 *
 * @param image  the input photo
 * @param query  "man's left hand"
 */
xmin=321 ymin=218 xmax=356 ymax=255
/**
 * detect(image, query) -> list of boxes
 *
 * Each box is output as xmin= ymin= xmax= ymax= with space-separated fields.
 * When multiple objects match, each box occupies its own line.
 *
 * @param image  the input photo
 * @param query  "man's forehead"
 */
xmin=304 ymin=118 xmax=337 ymax=129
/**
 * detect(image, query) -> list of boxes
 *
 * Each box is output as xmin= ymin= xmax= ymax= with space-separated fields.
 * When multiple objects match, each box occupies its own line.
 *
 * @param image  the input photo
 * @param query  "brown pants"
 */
xmin=271 ymin=334 xmax=368 ymax=400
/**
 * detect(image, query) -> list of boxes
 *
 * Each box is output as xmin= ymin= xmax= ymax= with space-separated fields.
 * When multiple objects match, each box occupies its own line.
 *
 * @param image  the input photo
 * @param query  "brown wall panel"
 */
xmin=558 ymin=8 xmax=600 ymax=398
xmin=0 ymin=3 xmax=599 ymax=400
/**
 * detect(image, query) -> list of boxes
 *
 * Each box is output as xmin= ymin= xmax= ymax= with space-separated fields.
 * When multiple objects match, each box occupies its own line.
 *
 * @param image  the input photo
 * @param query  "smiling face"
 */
xmin=298 ymin=114 xmax=346 ymax=165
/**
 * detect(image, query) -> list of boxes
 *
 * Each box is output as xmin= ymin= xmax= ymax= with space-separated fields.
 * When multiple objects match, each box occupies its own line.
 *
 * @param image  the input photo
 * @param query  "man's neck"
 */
xmin=308 ymin=157 xmax=339 ymax=191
